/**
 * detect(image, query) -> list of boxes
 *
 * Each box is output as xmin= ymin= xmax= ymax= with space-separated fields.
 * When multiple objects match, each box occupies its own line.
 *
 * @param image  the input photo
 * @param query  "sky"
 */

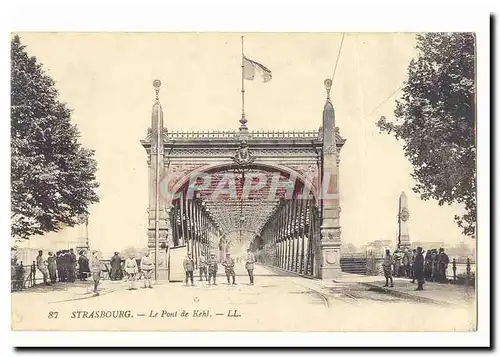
xmin=14 ymin=32 xmax=473 ymax=253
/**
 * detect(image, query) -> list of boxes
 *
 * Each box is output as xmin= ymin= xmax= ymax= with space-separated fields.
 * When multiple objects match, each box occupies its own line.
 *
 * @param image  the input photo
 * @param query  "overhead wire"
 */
xmin=365 ymin=84 xmax=404 ymax=119
xmin=329 ymin=32 xmax=404 ymax=119
xmin=331 ymin=33 xmax=345 ymax=83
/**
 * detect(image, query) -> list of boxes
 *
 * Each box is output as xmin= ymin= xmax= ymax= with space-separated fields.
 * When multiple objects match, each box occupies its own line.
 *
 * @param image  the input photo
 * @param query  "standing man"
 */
xmin=245 ymin=249 xmax=256 ymax=285
xmin=68 ymin=249 xmax=77 ymax=283
xmin=414 ymin=247 xmax=425 ymax=291
xmin=431 ymin=249 xmax=439 ymax=282
xmin=424 ymin=250 xmax=433 ymax=281
xmin=183 ymin=252 xmax=195 ymax=286
xmin=125 ymin=253 xmax=138 ymax=290
xmin=438 ymin=248 xmax=450 ymax=282
xmin=36 ymin=250 xmax=50 ymax=286
xmin=198 ymin=253 xmax=208 ymax=281
xmin=409 ymin=249 xmax=417 ymax=282
xmin=60 ymin=250 xmax=69 ymax=282
xmin=110 ymin=252 xmax=122 ymax=281
xmin=90 ymin=251 xmax=102 ymax=296
xmin=140 ymin=251 xmax=154 ymax=289
xmin=47 ymin=252 xmax=57 ymax=284
xmin=222 ymin=252 xmax=236 ymax=285
xmin=382 ymin=248 xmax=394 ymax=288
xmin=56 ymin=251 xmax=63 ymax=282
xmin=207 ymin=253 xmax=218 ymax=285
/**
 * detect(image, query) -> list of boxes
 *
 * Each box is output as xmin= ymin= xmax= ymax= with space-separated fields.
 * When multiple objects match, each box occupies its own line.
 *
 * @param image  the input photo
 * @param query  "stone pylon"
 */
xmin=147 ymin=80 xmax=170 ymax=280
xmin=398 ymin=191 xmax=411 ymax=249
xmin=319 ymin=79 xmax=342 ymax=280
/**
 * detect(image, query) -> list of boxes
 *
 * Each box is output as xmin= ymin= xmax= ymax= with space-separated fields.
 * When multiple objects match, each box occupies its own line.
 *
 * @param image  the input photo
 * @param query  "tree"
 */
xmin=11 ymin=35 xmax=99 ymax=239
xmin=377 ymin=33 xmax=476 ymax=238
xmin=121 ymin=247 xmax=149 ymax=259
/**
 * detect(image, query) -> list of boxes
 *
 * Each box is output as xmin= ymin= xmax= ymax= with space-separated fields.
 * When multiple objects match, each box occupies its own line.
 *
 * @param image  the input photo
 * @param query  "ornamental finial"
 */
xmin=153 ymin=79 xmax=162 ymax=101
xmin=324 ymin=78 xmax=332 ymax=100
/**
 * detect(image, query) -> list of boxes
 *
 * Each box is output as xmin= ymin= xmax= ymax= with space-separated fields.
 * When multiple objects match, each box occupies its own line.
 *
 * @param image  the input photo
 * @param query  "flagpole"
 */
xmin=240 ymin=35 xmax=247 ymax=132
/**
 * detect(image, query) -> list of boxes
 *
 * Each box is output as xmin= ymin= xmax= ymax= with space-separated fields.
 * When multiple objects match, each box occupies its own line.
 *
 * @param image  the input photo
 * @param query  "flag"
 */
xmin=243 ymin=56 xmax=272 ymax=83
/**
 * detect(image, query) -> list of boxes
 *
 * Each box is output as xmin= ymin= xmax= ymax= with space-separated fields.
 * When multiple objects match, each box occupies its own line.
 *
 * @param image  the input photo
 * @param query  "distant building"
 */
xmin=365 ymin=240 xmax=394 ymax=256
xmin=410 ymin=241 xmax=446 ymax=250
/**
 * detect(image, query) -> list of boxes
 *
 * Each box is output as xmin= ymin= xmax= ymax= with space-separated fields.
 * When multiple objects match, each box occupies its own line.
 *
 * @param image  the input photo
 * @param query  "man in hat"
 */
xmin=47 ymin=252 xmax=57 ymax=284
xmin=140 ymin=251 xmax=154 ymax=288
xmin=90 ymin=251 xmax=102 ymax=295
xmin=430 ymin=249 xmax=439 ymax=282
xmin=125 ymin=253 xmax=139 ymax=290
xmin=183 ymin=252 xmax=195 ymax=286
xmin=414 ymin=246 xmax=425 ymax=290
xmin=424 ymin=250 xmax=433 ymax=281
xmin=382 ymin=248 xmax=394 ymax=288
xmin=437 ymin=247 xmax=450 ymax=282
xmin=198 ymin=252 xmax=208 ymax=281
xmin=68 ymin=248 xmax=77 ymax=283
xmin=222 ymin=252 xmax=236 ymax=285
xmin=410 ymin=249 xmax=417 ymax=282
xmin=245 ymin=249 xmax=256 ymax=285
xmin=206 ymin=253 xmax=218 ymax=285
xmin=36 ymin=250 xmax=50 ymax=286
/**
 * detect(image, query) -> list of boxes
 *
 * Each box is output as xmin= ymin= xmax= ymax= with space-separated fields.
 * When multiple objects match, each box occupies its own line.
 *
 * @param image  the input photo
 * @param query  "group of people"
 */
xmin=183 ymin=249 xmax=256 ymax=286
xmin=34 ymin=249 xmax=103 ymax=295
xmin=20 ymin=247 xmax=258 ymax=293
xmin=382 ymin=246 xmax=450 ymax=291
xmin=35 ymin=249 xmax=77 ymax=284
xmin=121 ymin=251 xmax=155 ymax=290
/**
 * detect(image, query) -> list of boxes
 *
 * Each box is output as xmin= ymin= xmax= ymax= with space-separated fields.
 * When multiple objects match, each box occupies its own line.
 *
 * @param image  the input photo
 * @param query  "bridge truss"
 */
xmin=141 ymin=80 xmax=345 ymax=280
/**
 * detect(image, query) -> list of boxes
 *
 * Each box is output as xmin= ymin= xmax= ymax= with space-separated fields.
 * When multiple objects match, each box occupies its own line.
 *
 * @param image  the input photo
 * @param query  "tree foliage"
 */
xmin=377 ymin=33 xmax=476 ymax=238
xmin=11 ymin=35 xmax=99 ymax=239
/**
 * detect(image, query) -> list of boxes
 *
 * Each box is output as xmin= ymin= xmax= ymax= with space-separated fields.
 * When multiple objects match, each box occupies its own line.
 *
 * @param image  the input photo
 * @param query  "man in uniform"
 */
xmin=183 ymin=252 xmax=195 ymax=286
xmin=222 ymin=252 xmax=236 ymax=285
xmin=414 ymin=246 xmax=425 ymax=291
xmin=125 ymin=253 xmax=139 ymax=290
xmin=68 ymin=248 xmax=77 ymax=283
xmin=36 ymin=250 xmax=50 ymax=285
xmin=140 ymin=251 xmax=154 ymax=288
xmin=206 ymin=253 xmax=218 ymax=285
xmin=409 ymin=249 xmax=417 ymax=282
xmin=437 ymin=247 xmax=450 ymax=282
xmin=245 ymin=249 xmax=256 ymax=285
xmin=90 ymin=251 xmax=102 ymax=296
xmin=430 ymin=249 xmax=439 ymax=282
xmin=56 ymin=251 xmax=63 ymax=282
xmin=382 ymin=248 xmax=394 ymax=288
xmin=198 ymin=252 xmax=208 ymax=281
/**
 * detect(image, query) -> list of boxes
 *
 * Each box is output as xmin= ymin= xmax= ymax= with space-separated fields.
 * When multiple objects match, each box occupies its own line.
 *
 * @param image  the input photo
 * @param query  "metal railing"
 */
xmin=11 ymin=261 xmax=37 ymax=291
xmin=165 ymin=130 xmax=320 ymax=140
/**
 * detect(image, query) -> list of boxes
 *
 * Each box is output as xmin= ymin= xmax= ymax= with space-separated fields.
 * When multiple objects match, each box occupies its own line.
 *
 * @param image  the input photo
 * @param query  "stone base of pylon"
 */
xmin=319 ymin=226 xmax=342 ymax=280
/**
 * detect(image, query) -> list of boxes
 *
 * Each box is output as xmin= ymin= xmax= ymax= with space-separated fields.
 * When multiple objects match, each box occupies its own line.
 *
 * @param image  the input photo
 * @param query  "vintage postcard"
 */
xmin=9 ymin=28 xmax=487 ymax=346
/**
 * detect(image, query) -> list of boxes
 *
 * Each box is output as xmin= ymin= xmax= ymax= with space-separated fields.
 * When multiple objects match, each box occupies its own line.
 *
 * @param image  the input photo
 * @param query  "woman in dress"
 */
xmin=78 ymin=251 xmax=90 ymax=281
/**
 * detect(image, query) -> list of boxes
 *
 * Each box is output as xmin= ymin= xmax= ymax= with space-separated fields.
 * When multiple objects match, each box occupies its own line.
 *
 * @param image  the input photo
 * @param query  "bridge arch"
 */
xmin=166 ymin=161 xmax=319 ymax=206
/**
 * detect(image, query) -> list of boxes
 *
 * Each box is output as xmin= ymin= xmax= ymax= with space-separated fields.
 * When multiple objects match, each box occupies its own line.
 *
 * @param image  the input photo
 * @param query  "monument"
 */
xmin=397 ymin=191 xmax=411 ymax=249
